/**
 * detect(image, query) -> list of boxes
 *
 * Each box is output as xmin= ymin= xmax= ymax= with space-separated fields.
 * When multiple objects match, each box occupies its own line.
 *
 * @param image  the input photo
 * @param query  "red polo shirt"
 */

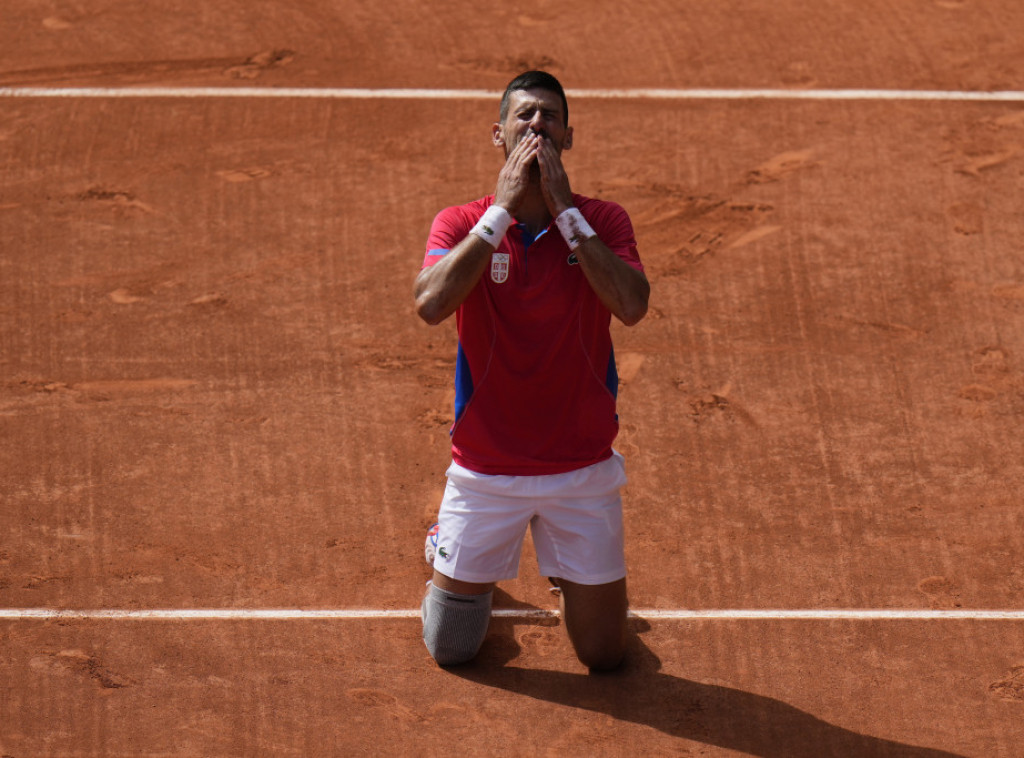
xmin=423 ymin=194 xmax=643 ymax=475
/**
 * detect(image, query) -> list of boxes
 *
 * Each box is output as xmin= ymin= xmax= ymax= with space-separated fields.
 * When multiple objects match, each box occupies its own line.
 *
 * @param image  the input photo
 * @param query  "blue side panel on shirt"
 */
xmin=606 ymin=345 xmax=618 ymax=399
xmin=427 ymin=248 xmax=449 ymax=257
xmin=453 ymin=342 xmax=474 ymax=431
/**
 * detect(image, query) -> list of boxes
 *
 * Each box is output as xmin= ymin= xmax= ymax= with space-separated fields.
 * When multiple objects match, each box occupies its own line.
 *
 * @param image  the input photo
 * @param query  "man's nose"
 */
xmin=528 ymin=112 xmax=545 ymax=134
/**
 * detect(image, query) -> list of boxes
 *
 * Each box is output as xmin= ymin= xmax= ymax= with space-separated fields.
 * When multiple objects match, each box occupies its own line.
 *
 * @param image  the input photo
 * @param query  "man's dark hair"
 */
xmin=499 ymin=70 xmax=569 ymax=126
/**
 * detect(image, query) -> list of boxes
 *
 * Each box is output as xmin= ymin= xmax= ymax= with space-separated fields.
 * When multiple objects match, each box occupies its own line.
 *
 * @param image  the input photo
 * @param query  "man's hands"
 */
xmin=494 ymin=132 xmax=574 ymax=218
xmin=535 ymin=133 xmax=574 ymax=217
xmin=493 ymin=132 xmax=541 ymax=214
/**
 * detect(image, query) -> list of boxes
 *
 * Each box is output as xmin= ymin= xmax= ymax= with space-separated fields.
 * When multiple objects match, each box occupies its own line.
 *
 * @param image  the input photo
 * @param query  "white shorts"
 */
xmin=431 ymin=452 xmax=628 ymax=586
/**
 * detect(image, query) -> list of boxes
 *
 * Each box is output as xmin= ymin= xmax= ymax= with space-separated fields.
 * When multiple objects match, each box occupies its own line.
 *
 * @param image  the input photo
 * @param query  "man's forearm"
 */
xmin=414 ymin=234 xmax=495 ymax=325
xmin=573 ymin=236 xmax=650 ymax=326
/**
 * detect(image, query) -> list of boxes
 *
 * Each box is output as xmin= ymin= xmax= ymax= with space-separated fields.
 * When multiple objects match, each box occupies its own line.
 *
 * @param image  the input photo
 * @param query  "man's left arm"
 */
xmin=567 ymin=220 xmax=650 ymax=326
xmin=537 ymin=138 xmax=650 ymax=326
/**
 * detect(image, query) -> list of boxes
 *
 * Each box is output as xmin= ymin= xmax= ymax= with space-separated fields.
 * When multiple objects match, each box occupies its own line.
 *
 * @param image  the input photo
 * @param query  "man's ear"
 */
xmin=492 ymin=123 xmax=505 ymax=148
xmin=562 ymin=126 xmax=574 ymax=151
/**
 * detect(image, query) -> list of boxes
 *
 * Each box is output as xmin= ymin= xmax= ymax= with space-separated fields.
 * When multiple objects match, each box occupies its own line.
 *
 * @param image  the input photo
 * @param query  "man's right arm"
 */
xmin=413 ymin=233 xmax=495 ymax=325
xmin=414 ymin=133 xmax=540 ymax=325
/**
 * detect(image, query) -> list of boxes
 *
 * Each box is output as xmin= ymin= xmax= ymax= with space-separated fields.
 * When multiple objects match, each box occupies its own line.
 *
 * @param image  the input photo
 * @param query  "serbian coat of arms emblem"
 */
xmin=490 ymin=252 xmax=509 ymax=283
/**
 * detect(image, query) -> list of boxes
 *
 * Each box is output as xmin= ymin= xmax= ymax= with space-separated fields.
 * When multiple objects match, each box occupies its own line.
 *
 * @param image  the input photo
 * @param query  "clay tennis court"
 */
xmin=2 ymin=1 xmax=1024 ymax=755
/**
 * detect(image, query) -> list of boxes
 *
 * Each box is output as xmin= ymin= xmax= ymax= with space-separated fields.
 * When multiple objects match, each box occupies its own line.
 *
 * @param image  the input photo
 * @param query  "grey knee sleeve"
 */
xmin=421 ymin=583 xmax=492 ymax=666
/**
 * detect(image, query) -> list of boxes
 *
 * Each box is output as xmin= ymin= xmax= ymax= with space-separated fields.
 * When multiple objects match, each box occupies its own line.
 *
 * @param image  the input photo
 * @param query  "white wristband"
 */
xmin=555 ymin=208 xmax=596 ymax=251
xmin=470 ymin=205 xmax=513 ymax=249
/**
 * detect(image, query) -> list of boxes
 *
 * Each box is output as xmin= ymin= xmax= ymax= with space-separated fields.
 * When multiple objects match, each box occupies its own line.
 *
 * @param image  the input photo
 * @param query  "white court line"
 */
xmin=2 ymin=87 xmax=1024 ymax=102
xmin=2 ymin=608 xmax=1023 ymax=621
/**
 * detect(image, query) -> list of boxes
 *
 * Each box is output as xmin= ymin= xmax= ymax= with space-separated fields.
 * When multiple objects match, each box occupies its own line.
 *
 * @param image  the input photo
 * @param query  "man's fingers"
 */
xmin=535 ymin=138 xmax=559 ymax=175
xmin=536 ymin=140 xmax=561 ymax=176
xmin=537 ymin=136 xmax=565 ymax=167
xmin=509 ymin=133 xmax=540 ymax=166
xmin=535 ymin=138 xmax=573 ymax=214
xmin=500 ymin=135 xmax=540 ymax=187
xmin=495 ymin=133 xmax=543 ymax=211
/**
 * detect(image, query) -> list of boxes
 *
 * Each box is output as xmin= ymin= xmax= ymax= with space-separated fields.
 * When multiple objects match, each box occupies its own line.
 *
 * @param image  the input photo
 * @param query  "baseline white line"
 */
xmin=0 ymin=87 xmax=502 ymax=99
xmin=635 ymin=610 xmax=1024 ymax=620
xmin=2 ymin=608 xmax=1023 ymax=621
xmin=2 ymin=87 xmax=1024 ymax=102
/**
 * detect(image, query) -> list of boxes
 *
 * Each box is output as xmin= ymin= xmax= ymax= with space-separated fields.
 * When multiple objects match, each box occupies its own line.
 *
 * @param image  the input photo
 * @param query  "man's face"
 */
xmin=494 ymin=87 xmax=573 ymax=157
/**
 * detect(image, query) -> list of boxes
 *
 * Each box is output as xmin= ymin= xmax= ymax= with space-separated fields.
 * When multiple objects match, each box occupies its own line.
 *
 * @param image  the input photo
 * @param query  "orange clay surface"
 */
xmin=2 ymin=1 xmax=1024 ymax=755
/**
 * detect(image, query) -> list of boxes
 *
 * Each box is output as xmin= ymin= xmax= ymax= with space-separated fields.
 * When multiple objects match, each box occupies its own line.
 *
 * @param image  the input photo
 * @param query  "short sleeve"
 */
xmin=584 ymin=200 xmax=644 ymax=274
xmin=423 ymin=206 xmax=472 ymax=269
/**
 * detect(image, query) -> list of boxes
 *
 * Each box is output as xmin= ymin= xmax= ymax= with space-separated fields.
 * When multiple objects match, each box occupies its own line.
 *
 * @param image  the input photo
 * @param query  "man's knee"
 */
xmin=567 ymin=611 xmax=627 ymax=671
xmin=421 ymin=582 xmax=493 ymax=666
xmin=575 ymin=639 xmax=626 ymax=672
xmin=556 ymin=577 xmax=628 ymax=672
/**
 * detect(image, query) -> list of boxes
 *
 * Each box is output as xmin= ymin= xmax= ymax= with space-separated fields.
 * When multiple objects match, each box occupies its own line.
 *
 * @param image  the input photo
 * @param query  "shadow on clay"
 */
xmin=449 ymin=616 xmax=966 ymax=758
